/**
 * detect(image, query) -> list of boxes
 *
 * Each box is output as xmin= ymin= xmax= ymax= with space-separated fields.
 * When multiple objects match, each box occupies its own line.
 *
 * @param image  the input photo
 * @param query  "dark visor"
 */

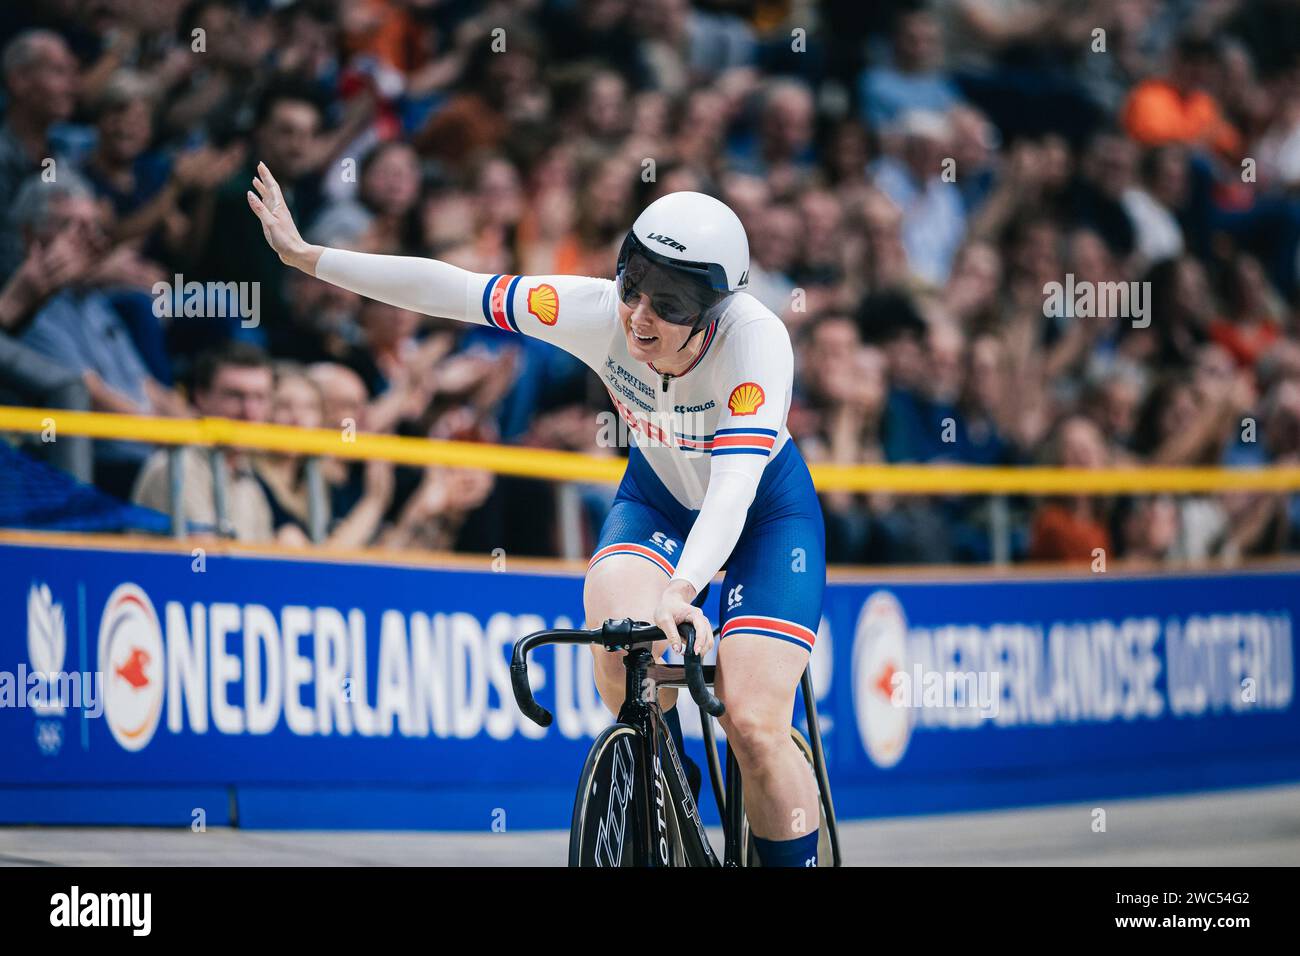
xmin=616 ymin=232 xmax=729 ymax=327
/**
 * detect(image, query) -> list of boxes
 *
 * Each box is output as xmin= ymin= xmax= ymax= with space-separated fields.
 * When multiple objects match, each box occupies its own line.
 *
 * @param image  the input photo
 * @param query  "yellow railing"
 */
xmin=4 ymin=405 xmax=1300 ymax=494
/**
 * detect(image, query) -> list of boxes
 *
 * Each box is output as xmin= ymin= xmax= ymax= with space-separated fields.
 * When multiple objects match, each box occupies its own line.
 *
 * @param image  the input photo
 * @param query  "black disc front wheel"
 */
xmin=570 ymin=724 xmax=644 ymax=866
xmin=570 ymin=723 xmax=697 ymax=866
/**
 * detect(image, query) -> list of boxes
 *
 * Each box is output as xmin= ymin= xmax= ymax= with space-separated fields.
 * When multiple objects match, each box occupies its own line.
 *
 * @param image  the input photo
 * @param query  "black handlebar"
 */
xmin=681 ymin=622 xmax=725 ymax=718
xmin=510 ymin=631 xmax=556 ymax=727
xmin=510 ymin=619 xmax=725 ymax=726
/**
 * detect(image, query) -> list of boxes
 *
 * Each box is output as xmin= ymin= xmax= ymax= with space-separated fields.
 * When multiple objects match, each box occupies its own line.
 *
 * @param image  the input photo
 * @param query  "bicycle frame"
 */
xmin=620 ymin=643 xmax=720 ymax=866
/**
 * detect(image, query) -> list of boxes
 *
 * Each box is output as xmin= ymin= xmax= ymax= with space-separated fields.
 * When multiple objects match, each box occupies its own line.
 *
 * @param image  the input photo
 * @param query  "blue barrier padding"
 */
xmin=0 ymin=786 xmax=232 ymax=827
xmin=1 ymin=537 xmax=1296 ymax=829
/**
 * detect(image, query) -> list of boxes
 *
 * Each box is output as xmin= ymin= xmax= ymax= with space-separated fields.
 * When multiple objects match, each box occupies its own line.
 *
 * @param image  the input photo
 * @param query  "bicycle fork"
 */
xmin=615 ymin=645 xmax=673 ymax=866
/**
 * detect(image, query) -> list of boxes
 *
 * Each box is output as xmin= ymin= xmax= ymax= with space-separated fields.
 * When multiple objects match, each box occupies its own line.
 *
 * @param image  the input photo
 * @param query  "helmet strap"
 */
xmin=677 ymin=320 xmax=706 ymax=352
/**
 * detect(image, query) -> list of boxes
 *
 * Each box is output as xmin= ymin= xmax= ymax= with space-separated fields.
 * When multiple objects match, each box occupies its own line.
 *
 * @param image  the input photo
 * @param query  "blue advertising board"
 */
xmin=1 ymin=535 xmax=1296 ymax=830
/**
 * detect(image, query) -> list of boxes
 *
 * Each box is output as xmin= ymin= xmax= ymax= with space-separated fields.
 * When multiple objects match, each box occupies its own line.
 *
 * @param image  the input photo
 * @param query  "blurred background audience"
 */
xmin=2 ymin=0 xmax=1299 ymax=567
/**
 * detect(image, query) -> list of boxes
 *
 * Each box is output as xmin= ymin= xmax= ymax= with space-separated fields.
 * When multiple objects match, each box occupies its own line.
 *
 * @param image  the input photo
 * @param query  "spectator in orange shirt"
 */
xmin=1029 ymin=416 xmax=1113 ymax=563
xmin=1208 ymin=253 xmax=1284 ymax=368
xmin=341 ymin=0 xmax=425 ymax=77
xmin=1122 ymin=33 xmax=1241 ymax=161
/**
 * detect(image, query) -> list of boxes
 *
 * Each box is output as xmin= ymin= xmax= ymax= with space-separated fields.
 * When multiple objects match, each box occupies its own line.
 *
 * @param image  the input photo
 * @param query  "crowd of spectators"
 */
xmin=2 ymin=0 xmax=1300 ymax=566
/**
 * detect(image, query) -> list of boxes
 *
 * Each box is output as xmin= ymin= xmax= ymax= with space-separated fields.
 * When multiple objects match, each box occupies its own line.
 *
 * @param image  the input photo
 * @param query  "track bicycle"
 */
xmin=511 ymin=618 xmax=841 ymax=866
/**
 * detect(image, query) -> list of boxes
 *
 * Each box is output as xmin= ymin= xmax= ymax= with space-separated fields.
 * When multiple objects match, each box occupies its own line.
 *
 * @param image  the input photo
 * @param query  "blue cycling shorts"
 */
xmin=589 ymin=441 xmax=826 ymax=653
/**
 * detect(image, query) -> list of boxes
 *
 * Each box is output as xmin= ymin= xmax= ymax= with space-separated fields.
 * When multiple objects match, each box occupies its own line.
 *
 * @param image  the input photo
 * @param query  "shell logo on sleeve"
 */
xmin=527 ymin=283 xmax=559 ymax=325
xmin=727 ymin=382 xmax=766 ymax=416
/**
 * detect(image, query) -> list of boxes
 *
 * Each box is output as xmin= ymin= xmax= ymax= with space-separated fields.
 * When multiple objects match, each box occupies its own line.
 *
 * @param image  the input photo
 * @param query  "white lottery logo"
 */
xmin=852 ymin=590 xmax=913 ymax=768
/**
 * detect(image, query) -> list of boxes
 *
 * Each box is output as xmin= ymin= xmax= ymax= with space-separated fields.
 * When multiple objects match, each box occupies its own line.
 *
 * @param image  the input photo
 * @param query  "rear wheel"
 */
xmin=735 ymin=729 xmax=831 ymax=867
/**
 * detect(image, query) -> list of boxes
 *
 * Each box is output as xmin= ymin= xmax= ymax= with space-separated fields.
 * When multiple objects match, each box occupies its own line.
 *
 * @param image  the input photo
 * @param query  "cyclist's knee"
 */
xmin=583 ymin=554 xmax=663 ymax=627
xmin=719 ymin=703 xmax=787 ymax=763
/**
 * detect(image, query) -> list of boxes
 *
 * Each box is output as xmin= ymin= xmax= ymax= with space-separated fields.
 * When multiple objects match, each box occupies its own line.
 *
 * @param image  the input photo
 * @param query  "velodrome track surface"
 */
xmin=3 ymin=783 xmax=1298 ymax=866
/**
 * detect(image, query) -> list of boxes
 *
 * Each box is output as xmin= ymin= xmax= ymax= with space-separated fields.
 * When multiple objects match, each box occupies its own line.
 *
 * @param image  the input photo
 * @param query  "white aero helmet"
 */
xmin=616 ymin=191 xmax=750 ymax=341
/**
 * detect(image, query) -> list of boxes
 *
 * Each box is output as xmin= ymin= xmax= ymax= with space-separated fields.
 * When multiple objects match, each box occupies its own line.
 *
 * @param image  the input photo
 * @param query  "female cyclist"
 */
xmin=248 ymin=163 xmax=826 ymax=867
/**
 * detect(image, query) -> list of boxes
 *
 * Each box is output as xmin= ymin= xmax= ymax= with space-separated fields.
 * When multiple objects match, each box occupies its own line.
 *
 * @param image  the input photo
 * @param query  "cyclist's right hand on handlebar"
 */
xmin=654 ymin=580 xmax=714 ymax=657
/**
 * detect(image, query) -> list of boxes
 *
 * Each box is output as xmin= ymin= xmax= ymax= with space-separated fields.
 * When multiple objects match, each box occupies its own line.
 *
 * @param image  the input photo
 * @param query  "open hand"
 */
xmin=246 ymin=161 xmax=316 ymax=272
